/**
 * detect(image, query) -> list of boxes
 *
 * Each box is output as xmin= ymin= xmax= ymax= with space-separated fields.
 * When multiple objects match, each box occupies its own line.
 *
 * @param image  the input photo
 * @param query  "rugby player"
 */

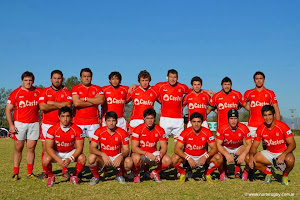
xmin=89 ymin=111 xmax=131 ymax=185
xmin=216 ymin=109 xmax=252 ymax=181
xmin=248 ymin=105 xmax=295 ymax=185
xmin=242 ymin=71 xmax=281 ymax=139
xmin=131 ymin=109 xmax=171 ymax=183
xmin=172 ymin=112 xmax=223 ymax=183
xmin=101 ymin=72 xmax=129 ymax=131
xmin=43 ymin=106 xmax=86 ymax=187
xmin=72 ymin=68 xmax=105 ymax=141
xmin=127 ymin=70 xmax=159 ymax=133
xmin=183 ymin=76 xmax=210 ymax=129
xmin=6 ymin=71 xmax=41 ymax=180
xmin=39 ymin=70 xmax=72 ymax=179
xmin=207 ymin=77 xmax=243 ymax=130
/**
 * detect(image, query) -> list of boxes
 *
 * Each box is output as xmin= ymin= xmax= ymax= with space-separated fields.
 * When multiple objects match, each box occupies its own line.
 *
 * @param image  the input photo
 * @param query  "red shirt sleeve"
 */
xmin=46 ymin=126 xmax=55 ymax=140
xmin=7 ymin=89 xmax=18 ymax=105
xmin=71 ymin=85 xmax=79 ymax=96
xmin=64 ymin=88 xmax=73 ymax=102
xmin=75 ymin=126 xmax=84 ymax=140
xmin=38 ymin=88 xmax=48 ymax=104
xmin=209 ymin=94 xmax=216 ymax=107
xmin=121 ymin=130 xmax=130 ymax=145
xmin=176 ymin=130 xmax=187 ymax=144
xmin=91 ymin=129 xmax=100 ymax=143
xmin=158 ymin=127 xmax=167 ymax=141
xmin=254 ymin=126 xmax=263 ymax=142
xmin=269 ymin=90 xmax=278 ymax=104
xmin=131 ymin=126 xmax=140 ymax=141
xmin=207 ymin=129 xmax=215 ymax=144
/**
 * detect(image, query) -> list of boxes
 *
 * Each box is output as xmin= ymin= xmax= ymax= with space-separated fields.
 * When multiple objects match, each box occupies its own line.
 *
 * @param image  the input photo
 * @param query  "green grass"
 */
xmin=0 ymin=137 xmax=299 ymax=200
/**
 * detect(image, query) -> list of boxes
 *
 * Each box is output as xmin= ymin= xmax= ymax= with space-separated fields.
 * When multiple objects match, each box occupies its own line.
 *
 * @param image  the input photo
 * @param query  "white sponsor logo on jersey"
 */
xmin=140 ymin=140 xmax=156 ymax=148
xmin=218 ymin=102 xmax=238 ymax=110
xmin=264 ymin=139 xmax=285 ymax=146
xmin=133 ymin=98 xmax=154 ymax=106
xmin=186 ymin=144 xmax=205 ymax=150
xmin=101 ymin=143 xmax=120 ymax=151
xmin=163 ymin=94 xmax=182 ymax=102
xmin=250 ymin=101 xmax=270 ymax=108
xmin=55 ymin=140 xmax=75 ymax=147
xmin=107 ymin=97 xmax=125 ymax=105
xmin=188 ymin=103 xmax=207 ymax=110
xmin=18 ymin=100 xmax=38 ymax=109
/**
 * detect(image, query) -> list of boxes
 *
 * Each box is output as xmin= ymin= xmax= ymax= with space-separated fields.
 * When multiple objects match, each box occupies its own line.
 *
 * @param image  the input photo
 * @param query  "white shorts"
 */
xmin=77 ymin=124 xmax=100 ymax=138
xmin=55 ymin=149 xmax=76 ymax=162
xmin=14 ymin=121 xmax=39 ymax=141
xmin=187 ymin=120 xmax=209 ymax=129
xmin=184 ymin=152 xmax=207 ymax=167
xmin=129 ymin=119 xmax=144 ymax=128
xmin=248 ymin=126 xmax=258 ymax=138
xmin=141 ymin=151 xmax=160 ymax=165
xmin=260 ymin=150 xmax=282 ymax=165
xmin=159 ymin=117 xmax=184 ymax=138
xmin=109 ymin=153 xmax=122 ymax=162
xmin=41 ymin=123 xmax=53 ymax=141
xmin=102 ymin=117 xmax=127 ymax=131
xmin=224 ymin=146 xmax=242 ymax=155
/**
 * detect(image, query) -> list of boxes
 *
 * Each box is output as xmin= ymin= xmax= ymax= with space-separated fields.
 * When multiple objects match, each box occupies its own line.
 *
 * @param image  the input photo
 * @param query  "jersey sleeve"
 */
xmin=75 ymin=127 xmax=84 ymax=140
xmin=159 ymin=128 xmax=167 ymax=141
xmin=91 ymin=129 xmax=100 ymax=143
xmin=216 ymin=130 xmax=223 ymax=141
xmin=269 ymin=90 xmax=278 ymax=104
xmin=183 ymin=94 xmax=189 ymax=107
xmin=175 ymin=130 xmax=186 ymax=144
xmin=209 ymin=94 xmax=216 ymax=108
xmin=97 ymin=86 xmax=104 ymax=96
xmin=254 ymin=126 xmax=263 ymax=142
xmin=64 ymin=88 xmax=73 ymax=102
xmin=281 ymin=123 xmax=293 ymax=139
xmin=237 ymin=91 xmax=243 ymax=106
xmin=207 ymin=130 xmax=215 ymax=144
xmin=131 ymin=126 xmax=141 ymax=141
xmin=241 ymin=124 xmax=251 ymax=140
xmin=182 ymin=84 xmax=190 ymax=94
xmin=7 ymin=89 xmax=17 ymax=105
xmin=38 ymin=88 xmax=48 ymax=104
xmin=121 ymin=131 xmax=130 ymax=145
xmin=46 ymin=126 xmax=55 ymax=140
xmin=243 ymin=90 xmax=250 ymax=104
xmin=126 ymin=88 xmax=133 ymax=102
xmin=71 ymin=85 xmax=79 ymax=96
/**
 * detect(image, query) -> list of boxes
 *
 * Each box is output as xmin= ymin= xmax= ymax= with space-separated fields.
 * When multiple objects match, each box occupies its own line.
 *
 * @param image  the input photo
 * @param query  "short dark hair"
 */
xmin=261 ymin=105 xmax=275 ymax=116
xmin=167 ymin=69 xmax=178 ymax=77
xmin=80 ymin=68 xmax=93 ymax=77
xmin=253 ymin=71 xmax=265 ymax=80
xmin=221 ymin=77 xmax=232 ymax=85
xmin=58 ymin=106 xmax=72 ymax=117
xmin=190 ymin=112 xmax=204 ymax=122
xmin=143 ymin=108 xmax=156 ymax=118
xmin=109 ymin=71 xmax=122 ymax=83
xmin=51 ymin=70 xmax=63 ymax=78
xmin=191 ymin=76 xmax=202 ymax=85
xmin=105 ymin=111 xmax=118 ymax=121
xmin=21 ymin=71 xmax=35 ymax=81
xmin=138 ymin=70 xmax=151 ymax=82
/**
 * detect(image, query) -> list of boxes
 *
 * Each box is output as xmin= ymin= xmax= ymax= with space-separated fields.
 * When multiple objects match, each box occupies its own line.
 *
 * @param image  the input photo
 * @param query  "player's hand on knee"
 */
xmin=188 ymin=158 xmax=197 ymax=169
xmin=62 ymin=158 xmax=71 ymax=167
xmin=198 ymin=157 xmax=206 ymax=167
xmin=249 ymin=157 xmax=255 ymax=169
xmin=146 ymin=153 xmax=156 ymax=161
xmin=102 ymin=154 xmax=112 ymax=166
xmin=155 ymin=155 xmax=162 ymax=163
xmin=225 ymin=154 xmax=234 ymax=163
xmin=276 ymin=154 xmax=286 ymax=165
xmin=58 ymin=159 xmax=65 ymax=168
xmin=236 ymin=154 xmax=245 ymax=164
xmin=113 ymin=155 xmax=123 ymax=168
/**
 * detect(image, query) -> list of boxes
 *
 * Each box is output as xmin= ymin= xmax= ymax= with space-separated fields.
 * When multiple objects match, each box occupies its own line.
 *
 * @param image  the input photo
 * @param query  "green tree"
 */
xmin=64 ymin=76 xmax=80 ymax=90
xmin=0 ymin=87 xmax=12 ymax=127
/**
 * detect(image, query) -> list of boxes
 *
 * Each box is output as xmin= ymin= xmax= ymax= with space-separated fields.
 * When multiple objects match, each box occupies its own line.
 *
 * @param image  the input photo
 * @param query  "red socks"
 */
xmin=173 ymin=163 xmax=186 ymax=175
xmin=13 ymin=167 xmax=20 ymax=175
xmin=73 ymin=162 xmax=84 ymax=176
xmin=46 ymin=164 xmax=54 ymax=178
xmin=205 ymin=162 xmax=220 ymax=175
xmin=27 ymin=163 xmax=33 ymax=175
xmin=133 ymin=163 xmax=141 ymax=175
xmin=62 ymin=167 xmax=68 ymax=174
xmin=263 ymin=167 xmax=272 ymax=175
xmin=89 ymin=164 xmax=99 ymax=178
xmin=153 ymin=163 xmax=169 ymax=174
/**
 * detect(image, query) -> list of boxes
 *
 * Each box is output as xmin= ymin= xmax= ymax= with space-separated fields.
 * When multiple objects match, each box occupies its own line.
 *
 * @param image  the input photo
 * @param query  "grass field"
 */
xmin=0 ymin=137 xmax=299 ymax=200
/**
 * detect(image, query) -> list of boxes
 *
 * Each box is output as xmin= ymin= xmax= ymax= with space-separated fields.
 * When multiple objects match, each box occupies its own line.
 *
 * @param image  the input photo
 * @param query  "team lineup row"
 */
xmin=5 ymin=68 xmax=294 ymax=186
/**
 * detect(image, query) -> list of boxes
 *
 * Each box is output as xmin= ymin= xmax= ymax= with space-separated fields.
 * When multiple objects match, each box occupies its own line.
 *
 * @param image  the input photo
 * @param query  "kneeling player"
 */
xmin=172 ymin=112 xmax=222 ymax=183
xmin=131 ymin=108 xmax=172 ymax=183
xmin=248 ymin=105 xmax=296 ymax=185
xmin=89 ymin=111 xmax=132 ymax=185
xmin=216 ymin=109 xmax=252 ymax=181
xmin=43 ymin=106 xmax=86 ymax=187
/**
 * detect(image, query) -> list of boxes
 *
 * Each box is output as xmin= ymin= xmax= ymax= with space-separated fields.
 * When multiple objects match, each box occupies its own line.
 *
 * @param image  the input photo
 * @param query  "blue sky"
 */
xmin=0 ymin=0 xmax=299 ymax=119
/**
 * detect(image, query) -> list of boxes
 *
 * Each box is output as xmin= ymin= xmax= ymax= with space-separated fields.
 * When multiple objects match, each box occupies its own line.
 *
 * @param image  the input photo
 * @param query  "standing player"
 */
xmin=39 ymin=70 xmax=72 ymax=179
xmin=89 ymin=111 xmax=132 ymax=185
xmin=43 ymin=106 xmax=86 ymax=187
xmin=131 ymin=109 xmax=171 ymax=183
xmin=101 ymin=72 xmax=129 ymax=131
xmin=248 ymin=105 xmax=295 ymax=185
xmin=207 ymin=77 xmax=243 ymax=130
xmin=183 ymin=76 xmax=211 ymax=129
xmin=242 ymin=71 xmax=281 ymax=139
xmin=127 ymin=70 xmax=159 ymax=133
xmin=6 ymin=71 xmax=41 ymax=180
xmin=72 ymin=68 xmax=105 ymax=141
xmin=216 ymin=109 xmax=252 ymax=181
xmin=172 ymin=112 xmax=222 ymax=183
xmin=155 ymin=69 xmax=190 ymax=140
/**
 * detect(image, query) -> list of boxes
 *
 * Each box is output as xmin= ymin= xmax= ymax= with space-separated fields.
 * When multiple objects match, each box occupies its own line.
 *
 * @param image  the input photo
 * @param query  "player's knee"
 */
xmin=162 ymin=155 xmax=172 ymax=166
xmin=43 ymin=155 xmax=52 ymax=166
xmin=124 ymin=157 xmax=133 ymax=169
xmin=88 ymin=154 xmax=97 ymax=164
xmin=78 ymin=154 xmax=86 ymax=164
xmin=171 ymin=154 xmax=180 ymax=164
xmin=214 ymin=153 xmax=223 ymax=163
xmin=131 ymin=154 xmax=141 ymax=164
xmin=285 ymin=154 xmax=295 ymax=166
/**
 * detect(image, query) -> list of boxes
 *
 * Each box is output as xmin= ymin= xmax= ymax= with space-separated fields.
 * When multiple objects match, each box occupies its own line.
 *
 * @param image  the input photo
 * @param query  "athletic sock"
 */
xmin=27 ymin=163 xmax=33 ymax=175
xmin=13 ymin=167 xmax=20 ymax=175
xmin=205 ymin=162 xmax=220 ymax=175
xmin=46 ymin=164 xmax=54 ymax=178
xmin=173 ymin=163 xmax=186 ymax=175
xmin=62 ymin=167 xmax=68 ymax=174
xmin=73 ymin=162 xmax=84 ymax=176
xmin=153 ymin=163 xmax=168 ymax=174
xmin=263 ymin=167 xmax=272 ymax=175
xmin=89 ymin=164 xmax=99 ymax=179
xmin=41 ymin=152 xmax=47 ymax=173
xmin=133 ymin=163 xmax=141 ymax=175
